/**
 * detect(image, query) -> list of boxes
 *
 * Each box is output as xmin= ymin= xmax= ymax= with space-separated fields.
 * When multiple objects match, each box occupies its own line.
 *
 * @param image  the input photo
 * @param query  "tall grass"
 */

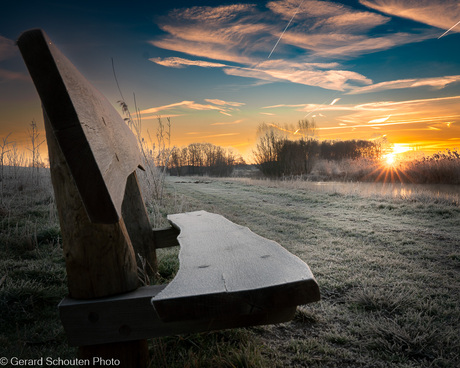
xmin=112 ymin=60 xmax=173 ymax=227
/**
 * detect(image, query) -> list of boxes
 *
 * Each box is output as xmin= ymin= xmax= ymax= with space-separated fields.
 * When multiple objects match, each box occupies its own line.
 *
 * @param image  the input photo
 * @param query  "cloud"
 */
xmin=281 ymin=31 xmax=433 ymax=58
xmin=150 ymin=57 xmax=227 ymax=68
xmin=140 ymin=100 xmax=222 ymax=115
xmin=0 ymin=36 xmax=16 ymax=61
xmin=198 ymin=133 xmax=240 ymax=138
xmin=211 ymin=119 xmax=243 ymax=126
xmin=223 ymin=62 xmax=371 ymax=91
xmin=360 ymin=0 xmax=460 ymax=33
xmin=354 ymin=95 xmax=460 ymax=110
xmin=368 ymin=115 xmax=391 ymax=123
xmin=152 ymin=0 xmax=394 ymax=62
xmin=139 ymin=98 xmax=245 ymax=116
xmin=348 ymin=75 xmax=460 ymax=94
xmin=204 ymin=99 xmax=245 ymax=107
xmin=150 ymin=4 xmax=272 ymax=65
xmin=150 ymin=37 xmax=255 ymax=64
xmin=268 ymin=0 xmax=390 ymax=32
xmin=149 ymin=0 xmax=451 ymax=91
xmin=263 ymin=95 xmax=460 ymax=121
xmin=0 ymin=69 xmax=29 ymax=82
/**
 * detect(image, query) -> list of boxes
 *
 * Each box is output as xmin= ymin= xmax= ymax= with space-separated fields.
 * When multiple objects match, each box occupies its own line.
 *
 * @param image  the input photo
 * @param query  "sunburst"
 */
xmin=364 ymin=144 xmax=415 ymax=184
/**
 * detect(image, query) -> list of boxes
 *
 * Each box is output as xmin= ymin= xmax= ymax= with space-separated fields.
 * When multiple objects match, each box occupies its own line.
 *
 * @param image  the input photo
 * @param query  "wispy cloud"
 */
xmin=140 ymin=100 xmax=221 ymax=115
xmin=0 ymin=69 xmax=30 ymax=82
xmin=348 ymin=75 xmax=460 ymax=94
xmin=223 ymin=63 xmax=371 ymax=91
xmin=211 ymin=119 xmax=243 ymax=126
xmin=263 ymin=95 xmax=460 ymax=131
xmin=360 ymin=0 xmax=460 ymax=34
xmin=219 ymin=111 xmax=233 ymax=116
xmin=204 ymin=99 xmax=245 ymax=107
xmin=139 ymin=98 xmax=245 ymax=117
xmin=150 ymin=57 xmax=227 ymax=68
xmin=149 ymin=0 xmax=439 ymax=91
xmin=198 ymin=133 xmax=240 ymax=138
xmin=0 ymin=37 xmax=26 ymax=82
xmin=0 ymin=36 xmax=16 ymax=61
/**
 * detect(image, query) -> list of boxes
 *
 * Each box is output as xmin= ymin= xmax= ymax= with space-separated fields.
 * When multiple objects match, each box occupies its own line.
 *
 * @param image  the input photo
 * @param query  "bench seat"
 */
xmin=59 ymin=210 xmax=319 ymax=346
xmin=154 ymin=210 xmax=320 ymax=321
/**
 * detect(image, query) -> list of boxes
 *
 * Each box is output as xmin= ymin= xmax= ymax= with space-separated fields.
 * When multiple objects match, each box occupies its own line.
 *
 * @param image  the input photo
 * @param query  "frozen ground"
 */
xmin=163 ymin=176 xmax=460 ymax=367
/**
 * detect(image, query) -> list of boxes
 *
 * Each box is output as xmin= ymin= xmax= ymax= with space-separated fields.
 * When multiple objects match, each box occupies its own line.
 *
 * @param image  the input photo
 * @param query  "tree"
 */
xmin=0 ymin=133 xmax=13 ymax=204
xmin=297 ymin=119 xmax=316 ymax=140
xmin=28 ymin=120 xmax=45 ymax=184
xmin=253 ymin=124 xmax=285 ymax=177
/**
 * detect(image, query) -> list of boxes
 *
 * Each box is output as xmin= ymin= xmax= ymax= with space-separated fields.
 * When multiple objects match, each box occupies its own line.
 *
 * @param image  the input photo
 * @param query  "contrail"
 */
xmin=438 ymin=20 xmax=460 ymax=39
xmin=268 ymin=0 xmax=305 ymax=58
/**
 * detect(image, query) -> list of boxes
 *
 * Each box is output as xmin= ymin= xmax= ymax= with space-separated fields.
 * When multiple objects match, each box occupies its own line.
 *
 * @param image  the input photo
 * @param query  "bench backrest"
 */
xmin=17 ymin=29 xmax=157 ymax=300
xmin=18 ymin=29 xmax=142 ymax=224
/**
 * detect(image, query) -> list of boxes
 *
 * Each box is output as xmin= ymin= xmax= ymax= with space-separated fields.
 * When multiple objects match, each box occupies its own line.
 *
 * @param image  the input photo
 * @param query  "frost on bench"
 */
xmin=152 ymin=211 xmax=320 ymax=322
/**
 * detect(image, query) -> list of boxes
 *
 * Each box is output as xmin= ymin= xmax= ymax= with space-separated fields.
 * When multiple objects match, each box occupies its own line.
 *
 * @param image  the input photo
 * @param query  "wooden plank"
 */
xmin=17 ymin=29 xmax=142 ymax=224
xmin=153 ymin=227 xmax=180 ymax=248
xmin=42 ymin=110 xmax=139 ymax=300
xmin=152 ymin=211 xmax=320 ymax=321
xmin=59 ymin=285 xmax=296 ymax=346
xmin=122 ymin=172 xmax=157 ymax=275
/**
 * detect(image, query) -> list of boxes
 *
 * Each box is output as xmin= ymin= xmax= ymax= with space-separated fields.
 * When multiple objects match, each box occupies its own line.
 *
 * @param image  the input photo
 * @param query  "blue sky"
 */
xmin=1 ymin=0 xmax=459 ymax=160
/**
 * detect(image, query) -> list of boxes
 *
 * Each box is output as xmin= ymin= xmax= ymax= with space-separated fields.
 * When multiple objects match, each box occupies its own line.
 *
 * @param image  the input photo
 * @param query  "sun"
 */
xmin=362 ymin=143 xmax=416 ymax=184
xmin=385 ymin=153 xmax=396 ymax=166
xmin=383 ymin=143 xmax=413 ymax=167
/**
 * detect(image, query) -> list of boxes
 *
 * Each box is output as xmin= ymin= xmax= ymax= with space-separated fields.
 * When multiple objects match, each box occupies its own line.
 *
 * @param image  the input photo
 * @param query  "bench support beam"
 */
xmin=59 ymin=285 xmax=297 ymax=346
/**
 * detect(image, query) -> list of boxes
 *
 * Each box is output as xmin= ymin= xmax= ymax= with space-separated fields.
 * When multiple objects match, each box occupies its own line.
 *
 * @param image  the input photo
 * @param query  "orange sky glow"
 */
xmin=1 ymin=0 xmax=459 ymax=165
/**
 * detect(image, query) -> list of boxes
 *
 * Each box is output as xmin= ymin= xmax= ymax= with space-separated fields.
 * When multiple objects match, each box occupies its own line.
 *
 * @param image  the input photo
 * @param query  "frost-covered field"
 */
xmin=1 ymin=172 xmax=459 ymax=367
xmin=163 ymin=176 xmax=460 ymax=367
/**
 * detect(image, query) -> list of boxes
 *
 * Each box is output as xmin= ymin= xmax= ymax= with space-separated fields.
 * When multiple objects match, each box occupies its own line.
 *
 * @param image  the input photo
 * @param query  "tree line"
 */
xmin=253 ymin=121 xmax=384 ymax=177
xmin=168 ymin=143 xmax=245 ymax=177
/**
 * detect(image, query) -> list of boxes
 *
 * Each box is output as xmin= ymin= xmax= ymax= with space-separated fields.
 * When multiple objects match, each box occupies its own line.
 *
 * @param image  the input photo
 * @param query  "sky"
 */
xmin=1 ymin=0 xmax=459 ymax=162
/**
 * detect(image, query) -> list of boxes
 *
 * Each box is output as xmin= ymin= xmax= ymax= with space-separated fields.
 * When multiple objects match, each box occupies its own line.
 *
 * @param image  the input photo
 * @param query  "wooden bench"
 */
xmin=18 ymin=29 xmax=320 ymax=366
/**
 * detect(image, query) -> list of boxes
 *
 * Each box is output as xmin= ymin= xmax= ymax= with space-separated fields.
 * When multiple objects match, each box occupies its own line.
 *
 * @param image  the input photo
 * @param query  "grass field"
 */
xmin=160 ymin=177 xmax=459 ymax=367
xmin=1 ymin=171 xmax=459 ymax=367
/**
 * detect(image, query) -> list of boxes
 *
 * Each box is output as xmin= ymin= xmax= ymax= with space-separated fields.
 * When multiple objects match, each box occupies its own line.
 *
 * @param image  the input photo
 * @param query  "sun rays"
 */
xmin=364 ymin=143 xmax=416 ymax=183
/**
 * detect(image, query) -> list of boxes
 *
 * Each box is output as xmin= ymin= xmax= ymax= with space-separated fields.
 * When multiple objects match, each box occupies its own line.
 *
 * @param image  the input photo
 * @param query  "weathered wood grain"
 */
xmin=17 ymin=29 xmax=142 ymax=224
xmin=152 ymin=211 xmax=320 ymax=321
xmin=152 ymin=227 xmax=180 ymax=248
xmin=59 ymin=285 xmax=296 ymax=346
xmin=43 ymin=110 xmax=139 ymax=300
xmin=122 ymin=172 xmax=158 ymax=275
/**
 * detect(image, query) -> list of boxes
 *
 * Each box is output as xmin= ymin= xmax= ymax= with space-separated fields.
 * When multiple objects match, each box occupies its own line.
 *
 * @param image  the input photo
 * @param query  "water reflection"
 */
xmin=312 ymin=181 xmax=460 ymax=204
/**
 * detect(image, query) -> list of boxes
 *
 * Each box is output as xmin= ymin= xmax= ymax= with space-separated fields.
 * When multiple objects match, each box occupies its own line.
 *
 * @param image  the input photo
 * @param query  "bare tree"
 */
xmin=0 ymin=133 xmax=13 ymax=204
xmin=6 ymin=142 xmax=24 ymax=180
xmin=297 ymin=119 xmax=317 ymax=140
xmin=28 ymin=120 xmax=45 ymax=185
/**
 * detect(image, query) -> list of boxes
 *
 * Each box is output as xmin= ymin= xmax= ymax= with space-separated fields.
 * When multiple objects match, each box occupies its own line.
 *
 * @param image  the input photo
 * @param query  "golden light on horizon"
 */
xmin=383 ymin=143 xmax=414 ymax=167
